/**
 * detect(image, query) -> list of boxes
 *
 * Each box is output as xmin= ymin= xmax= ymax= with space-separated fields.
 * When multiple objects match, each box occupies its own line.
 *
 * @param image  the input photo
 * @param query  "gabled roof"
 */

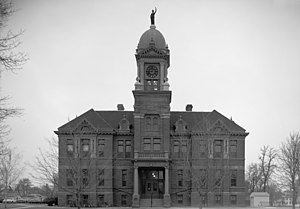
xmin=170 ymin=110 xmax=246 ymax=133
xmin=57 ymin=109 xmax=246 ymax=134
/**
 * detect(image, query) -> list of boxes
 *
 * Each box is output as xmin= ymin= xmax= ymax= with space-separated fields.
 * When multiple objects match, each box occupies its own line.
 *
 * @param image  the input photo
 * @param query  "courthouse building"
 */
xmin=56 ymin=15 xmax=248 ymax=207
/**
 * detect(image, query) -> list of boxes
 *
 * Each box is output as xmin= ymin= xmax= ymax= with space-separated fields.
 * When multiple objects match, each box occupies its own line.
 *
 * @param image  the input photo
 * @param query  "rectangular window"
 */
xmin=230 ymin=140 xmax=237 ymax=158
xmin=153 ymin=138 xmax=161 ymax=151
xmin=174 ymin=141 xmax=179 ymax=153
xmin=177 ymin=194 xmax=183 ymax=204
xmin=144 ymin=138 xmax=151 ymax=151
xmin=81 ymin=195 xmax=88 ymax=206
xmin=214 ymin=140 xmax=223 ymax=158
xmin=215 ymin=169 xmax=222 ymax=187
xmin=67 ymin=144 xmax=74 ymax=152
xmin=215 ymin=194 xmax=222 ymax=205
xmin=121 ymin=195 xmax=127 ymax=206
xmin=125 ymin=140 xmax=131 ymax=158
xmin=98 ymin=169 xmax=104 ymax=186
xmin=145 ymin=117 xmax=151 ymax=130
xmin=118 ymin=140 xmax=124 ymax=153
xmin=67 ymin=139 xmax=74 ymax=156
xmin=66 ymin=169 xmax=73 ymax=186
xmin=199 ymin=140 xmax=206 ymax=153
xmin=97 ymin=195 xmax=104 ymax=207
xmin=230 ymin=195 xmax=237 ymax=205
xmin=178 ymin=169 xmax=183 ymax=187
xmin=181 ymin=140 xmax=187 ymax=153
xmin=231 ymin=170 xmax=237 ymax=187
xmin=122 ymin=169 xmax=127 ymax=187
xmin=82 ymin=169 xmax=89 ymax=186
xmin=81 ymin=139 xmax=90 ymax=157
xmin=199 ymin=169 xmax=207 ymax=189
xmin=153 ymin=117 xmax=159 ymax=130
xmin=66 ymin=195 xmax=73 ymax=206
xmin=98 ymin=139 xmax=105 ymax=157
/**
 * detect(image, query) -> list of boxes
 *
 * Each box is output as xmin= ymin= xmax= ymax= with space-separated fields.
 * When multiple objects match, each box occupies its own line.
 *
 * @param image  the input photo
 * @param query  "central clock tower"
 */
xmin=132 ymin=23 xmax=172 ymax=207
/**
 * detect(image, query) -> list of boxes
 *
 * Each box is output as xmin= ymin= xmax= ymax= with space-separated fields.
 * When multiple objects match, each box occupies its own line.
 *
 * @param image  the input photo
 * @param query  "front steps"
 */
xmin=140 ymin=198 xmax=163 ymax=207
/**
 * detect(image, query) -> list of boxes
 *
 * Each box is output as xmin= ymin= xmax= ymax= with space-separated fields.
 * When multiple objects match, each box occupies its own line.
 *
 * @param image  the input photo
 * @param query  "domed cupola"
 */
xmin=134 ymin=9 xmax=170 ymax=92
xmin=137 ymin=26 xmax=167 ymax=50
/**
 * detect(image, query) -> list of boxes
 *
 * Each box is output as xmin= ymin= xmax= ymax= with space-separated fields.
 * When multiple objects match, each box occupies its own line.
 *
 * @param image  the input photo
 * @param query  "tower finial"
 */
xmin=150 ymin=7 xmax=157 ymax=26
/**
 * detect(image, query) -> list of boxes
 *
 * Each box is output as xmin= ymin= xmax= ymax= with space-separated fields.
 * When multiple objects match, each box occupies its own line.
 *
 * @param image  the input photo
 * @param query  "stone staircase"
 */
xmin=140 ymin=198 xmax=164 ymax=207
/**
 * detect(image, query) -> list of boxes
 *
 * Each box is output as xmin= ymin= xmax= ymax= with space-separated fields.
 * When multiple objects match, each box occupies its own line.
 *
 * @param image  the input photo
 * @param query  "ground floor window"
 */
xmin=177 ymin=194 xmax=183 ymax=204
xmin=121 ymin=195 xmax=127 ymax=206
xmin=215 ymin=194 xmax=222 ymax=205
xmin=230 ymin=195 xmax=237 ymax=205
xmin=97 ymin=195 xmax=104 ymax=207
xmin=81 ymin=194 xmax=89 ymax=206
xmin=66 ymin=195 xmax=73 ymax=206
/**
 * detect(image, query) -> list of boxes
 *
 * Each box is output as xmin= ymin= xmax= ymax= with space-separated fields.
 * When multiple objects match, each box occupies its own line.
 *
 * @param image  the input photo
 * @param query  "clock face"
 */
xmin=146 ymin=65 xmax=159 ymax=78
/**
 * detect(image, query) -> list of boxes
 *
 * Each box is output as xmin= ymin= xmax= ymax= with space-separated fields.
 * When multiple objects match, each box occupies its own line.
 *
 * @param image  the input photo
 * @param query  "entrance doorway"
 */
xmin=140 ymin=168 xmax=164 ymax=199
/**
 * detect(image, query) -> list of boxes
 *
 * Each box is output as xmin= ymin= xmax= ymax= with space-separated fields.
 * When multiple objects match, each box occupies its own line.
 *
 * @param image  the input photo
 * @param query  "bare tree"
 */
xmin=0 ymin=97 xmax=21 ymax=146
xmin=31 ymin=137 xmax=58 ymax=197
xmin=258 ymin=145 xmax=277 ymax=192
xmin=278 ymin=133 xmax=300 ymax=209
xmin=0 ymin=148 xmax=23 ymax=208
xmin=0 ymin=0 xmax=25 ymax=152
xmin=15 ymin=178 xmax=32 ymax=197
xmin=0 ymin=0 xmax=27 ymax=73
xmin=246 ymin=163 xmax=261 ymax=193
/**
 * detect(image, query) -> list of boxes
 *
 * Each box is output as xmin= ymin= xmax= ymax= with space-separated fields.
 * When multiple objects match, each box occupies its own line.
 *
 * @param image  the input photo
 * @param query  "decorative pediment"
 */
xmin=141 ymin=46 xmax=164 ymax=55
xmin=118 ymin=115 xmax=130 ymax=132
xmin=73 ymin=119 xmax=96 ymax=134
xmin=174 ymin=116 xmax=187 ymax=133
xmin=209 ymin=120 xmax=229 ymax=134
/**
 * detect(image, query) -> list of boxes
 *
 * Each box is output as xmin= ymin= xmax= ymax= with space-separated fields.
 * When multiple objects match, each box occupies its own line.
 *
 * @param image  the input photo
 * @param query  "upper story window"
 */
xmin=66 ymin=139 xmax=74 ymax=154
xmin=81 ymin=139 xmax=90 ymax=151
xmin=153 ymin=138 xmax=161 ymax=151
xmin=178 ymin=169 xmax=183 ymax=187
xmin=144 ymin=138 xmax=161 ymax=152
xmin=230 ymin=170 xmax=237 ymax=187
xmin=66 ymin=169 xmax=73 ymax=186
xmin=145 ymin=115 xmax=160 ymax=131
xmin=174 ymin=141 xmax=179 ymax=153
xmin=118 ymin=139 xmax=132 ymax=158
xmin=214 ymin=169 xmax=222 ymax=187
xmin=173 ymin=139 xmax=188 ymax=154
xmin=81 ymin=139 xmax=90 ymax=157
xmin=82 ymin=169 xmax=89 ymax=186
xmin=199 ymin=140 xmax=207 ymax=156
xmin=230 ymin=140 xmax=237 ymax=158
xmin=98 ymin=169 xmax=104 ymax=187
xmin=122 ymin=169 xmax=127 ymax=187
xmin=214 ymin=140 xmax=223 ymax=158
xmin=118 ymin=141 xmax=124 ymax=153
xmin=199 ymin=169 xmax=207 ymax=189
xmin=143 ymin=138 xmax=151 ymax=151
xmin=98 ymin=139 xmax=105 ymax=157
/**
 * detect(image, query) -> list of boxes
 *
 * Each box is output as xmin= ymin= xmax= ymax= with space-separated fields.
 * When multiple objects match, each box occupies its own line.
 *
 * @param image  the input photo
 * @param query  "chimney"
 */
xmin=117 ymin=104 xmax=124 ymax=111
xmin=186 ymin=104 xmax=193 ymax=111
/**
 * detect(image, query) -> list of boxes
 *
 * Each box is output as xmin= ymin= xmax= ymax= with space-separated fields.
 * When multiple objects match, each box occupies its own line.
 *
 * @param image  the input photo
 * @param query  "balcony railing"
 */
xmin=135 ymin=152 xmax=169 ymax=160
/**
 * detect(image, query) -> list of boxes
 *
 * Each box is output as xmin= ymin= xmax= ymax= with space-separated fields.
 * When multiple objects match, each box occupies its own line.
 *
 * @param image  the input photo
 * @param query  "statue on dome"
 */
xmin=150 ymin=7 xmax=157 ymax=25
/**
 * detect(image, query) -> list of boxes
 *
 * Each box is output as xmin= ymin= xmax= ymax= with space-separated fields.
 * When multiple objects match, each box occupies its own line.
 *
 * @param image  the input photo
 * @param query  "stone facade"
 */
xmin=56 ymin=21 xmax=248 ymax=208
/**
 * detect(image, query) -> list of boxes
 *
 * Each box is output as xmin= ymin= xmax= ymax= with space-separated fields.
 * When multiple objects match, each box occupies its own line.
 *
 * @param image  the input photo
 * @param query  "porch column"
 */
xmin=134 ymin=165 xmax=138 ymax=194
xmin=163 ymin=165 xmax=171 ymax=207
xmin=164 ymin=166 xmax=169 ymax=195
xmin=132 ymin=165 xmax=140 ymax=207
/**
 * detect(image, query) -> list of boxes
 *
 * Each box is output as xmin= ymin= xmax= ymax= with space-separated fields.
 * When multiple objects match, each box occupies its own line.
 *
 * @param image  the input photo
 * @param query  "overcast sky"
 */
xmin=2 ymin=0 xmax=300 ymax=179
